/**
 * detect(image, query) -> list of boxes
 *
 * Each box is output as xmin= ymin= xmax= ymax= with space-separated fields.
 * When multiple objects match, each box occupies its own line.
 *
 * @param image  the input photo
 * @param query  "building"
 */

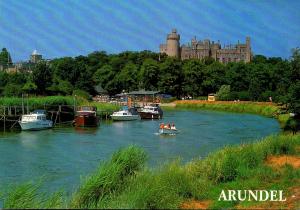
xmin=159 ymin=29 xmax=252 ymax=63
xmin=30 ymin=50 xmax=43 ymax=63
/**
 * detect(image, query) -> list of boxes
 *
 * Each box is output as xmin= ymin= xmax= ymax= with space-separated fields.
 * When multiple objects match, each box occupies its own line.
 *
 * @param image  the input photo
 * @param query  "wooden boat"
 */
xmin=139 ymin=104 xmax=163 ymax=119
xmin=74 ymin=106 xmax=99 ymax=127
xmin=18 ymin=110 xmax=53 ymax=131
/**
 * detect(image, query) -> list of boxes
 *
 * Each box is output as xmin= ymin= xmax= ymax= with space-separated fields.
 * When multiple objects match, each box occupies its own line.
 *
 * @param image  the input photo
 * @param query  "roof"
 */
xmin=94 ymin=84 xmax=108 ymax=94
xmin=127 ymin=90 xmax=160 ymax=95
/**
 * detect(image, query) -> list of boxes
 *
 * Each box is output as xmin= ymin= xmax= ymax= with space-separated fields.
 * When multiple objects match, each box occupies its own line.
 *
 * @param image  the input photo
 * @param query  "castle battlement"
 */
xmin=159 ymin=29 xmax=251 ymax=63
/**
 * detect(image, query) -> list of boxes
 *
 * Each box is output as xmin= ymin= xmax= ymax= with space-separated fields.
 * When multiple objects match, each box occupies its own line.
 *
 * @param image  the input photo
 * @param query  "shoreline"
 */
xmin=161 ymin=100 xmax=290 ymax=130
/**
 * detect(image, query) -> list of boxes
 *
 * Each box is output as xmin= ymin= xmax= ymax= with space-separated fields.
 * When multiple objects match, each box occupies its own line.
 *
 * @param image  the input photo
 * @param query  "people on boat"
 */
xmin=171 ymin=123 xmax=176 ymax=130
xmin=160 ymin=123 xmax=164 ymax=129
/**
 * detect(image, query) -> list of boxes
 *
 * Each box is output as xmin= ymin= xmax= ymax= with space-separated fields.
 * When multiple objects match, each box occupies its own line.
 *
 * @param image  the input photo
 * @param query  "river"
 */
xmin=0 ymin=110 xmax=280 ymax=195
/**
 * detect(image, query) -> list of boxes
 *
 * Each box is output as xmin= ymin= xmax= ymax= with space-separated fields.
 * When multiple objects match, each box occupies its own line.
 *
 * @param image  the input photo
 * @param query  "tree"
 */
xmin=182 ymin=59 xmax=205 ymax=97
xmin=139 ymin=58 xmax=160 ymax=90
xmin=3 ymin=84 xmax=22 ymax=96
xmin=216 ymin=85 xmax=231 ymax=101
xmin=32 ymin=61 xmax=53 ymax=95
xmin=0 ymin=48 xmax=12 ymax=68
xmin=158 ymin=58 xmax=183 ymax=98
xmin=22 ymin=81 xmax=37 ymax=94
xmin=117 ymin=62 xmax=139 ymax=92
xmin=202 ymin=62 xmax=226 ymax=95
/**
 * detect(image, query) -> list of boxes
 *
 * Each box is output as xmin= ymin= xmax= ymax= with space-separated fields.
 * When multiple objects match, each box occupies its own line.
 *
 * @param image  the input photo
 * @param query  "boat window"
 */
xmin=37 ymin=116 xmax=41 ymax=120
xmin=123 ymin=113 xmax=127 ymax=115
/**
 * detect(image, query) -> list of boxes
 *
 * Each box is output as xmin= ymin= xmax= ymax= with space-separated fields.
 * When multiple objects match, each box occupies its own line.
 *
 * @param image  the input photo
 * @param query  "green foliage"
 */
xmin=0 ymin=48 xmax=12 ymax=68
xmin=3 ymin=84 xmax=23 ymax=96
xmin=72 ymin=89 xmax=91 ymax=100
xmin=3 ymin=182 xmax=64 ymax=209
xmin=71 ymin=146 xmax=147 ymax=208
xmin=216 ymin=85 xmax=231 ymax=100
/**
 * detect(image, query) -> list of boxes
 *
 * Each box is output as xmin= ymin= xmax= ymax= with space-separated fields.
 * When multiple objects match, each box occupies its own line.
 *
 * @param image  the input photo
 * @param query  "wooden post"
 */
xmin=3 ymin=107 xmax=6 ymax=132
xmin=59 ymin=105 xmax=61 ymax=123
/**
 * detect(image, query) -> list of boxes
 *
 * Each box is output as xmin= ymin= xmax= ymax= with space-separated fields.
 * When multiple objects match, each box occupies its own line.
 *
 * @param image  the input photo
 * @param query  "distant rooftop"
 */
xmin=127 ymin=90 xmax=160 ymax=95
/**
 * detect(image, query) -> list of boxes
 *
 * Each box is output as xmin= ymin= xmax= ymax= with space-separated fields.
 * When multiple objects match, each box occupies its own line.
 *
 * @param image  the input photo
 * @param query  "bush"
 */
xmin=216 ymin=85 xmax=231 ymax=101
xmin=72 ymin=89 xmax=91 ymax=100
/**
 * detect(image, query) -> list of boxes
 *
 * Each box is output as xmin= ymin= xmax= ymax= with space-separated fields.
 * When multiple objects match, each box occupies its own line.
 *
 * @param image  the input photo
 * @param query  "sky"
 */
xmin=0 ymin=0 xmax=299 ymax=62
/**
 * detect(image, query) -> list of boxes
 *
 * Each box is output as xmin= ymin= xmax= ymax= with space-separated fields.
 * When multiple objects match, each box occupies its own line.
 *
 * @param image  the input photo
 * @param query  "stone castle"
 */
xmin=159 ymin=29 xmax=251 ymax=63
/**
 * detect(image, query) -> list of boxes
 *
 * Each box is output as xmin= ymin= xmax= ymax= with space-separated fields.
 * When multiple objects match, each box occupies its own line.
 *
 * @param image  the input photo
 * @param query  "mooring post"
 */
xmin=59 ymin=105 xmax=61 ymax=123
xmin=3 ymin=107 xmax=6 ymax=132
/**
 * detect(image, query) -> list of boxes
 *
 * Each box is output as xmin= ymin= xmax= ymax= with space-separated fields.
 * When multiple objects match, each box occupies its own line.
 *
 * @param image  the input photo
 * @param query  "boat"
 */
xmin=138 ymin=104 xmax=163 ymax=119
xmin=74 ymin=106 xmax=99 ymax=127
xmin=111 ymin=107 xmax=141 ymax=121
xmin=159 ymin=128 xmax=178 ymax=135
xmin=18 ymin=110 xmax=53 ymax=131
xmin=158 ymin=123 xmax=178 ymax=135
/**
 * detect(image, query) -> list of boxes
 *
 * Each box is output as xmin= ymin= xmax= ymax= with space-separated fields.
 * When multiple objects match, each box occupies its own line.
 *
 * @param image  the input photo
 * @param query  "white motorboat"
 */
xmin=111 ymin=110 xmax=141 ymax=121
xmin=18 ymin=110 xmax=53 ymax=130
xmin=139 ymin=104 xmax=163 ymax=119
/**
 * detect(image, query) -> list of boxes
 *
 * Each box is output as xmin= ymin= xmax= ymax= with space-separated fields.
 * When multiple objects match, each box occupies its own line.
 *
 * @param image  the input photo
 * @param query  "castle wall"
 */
xmin=160 ymin=30 xmax=251 ymax=63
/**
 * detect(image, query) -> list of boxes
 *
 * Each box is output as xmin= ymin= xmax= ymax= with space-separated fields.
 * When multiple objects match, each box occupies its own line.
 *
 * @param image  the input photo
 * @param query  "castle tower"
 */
xmin=245 ymin=37 xmax=251 ymax=62
xmin=30 ymin=50 xmax=42 ymax=63
xmin=166 ymin=29 xmax=180 ymax=58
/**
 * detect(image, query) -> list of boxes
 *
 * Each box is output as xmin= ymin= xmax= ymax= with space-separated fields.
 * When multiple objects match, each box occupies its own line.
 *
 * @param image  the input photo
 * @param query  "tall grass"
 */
xmin=174 ymin=102 xmax=279 ymax=117
xmin=70 ymin=146 xmax=147 ymax=208
xmin=0 ymin=96 xmax=87 ymax=107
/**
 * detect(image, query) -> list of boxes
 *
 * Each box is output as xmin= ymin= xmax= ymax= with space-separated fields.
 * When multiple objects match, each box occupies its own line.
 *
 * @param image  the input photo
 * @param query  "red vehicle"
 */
xmin=74 ymin=106 xmax=99 ymax=127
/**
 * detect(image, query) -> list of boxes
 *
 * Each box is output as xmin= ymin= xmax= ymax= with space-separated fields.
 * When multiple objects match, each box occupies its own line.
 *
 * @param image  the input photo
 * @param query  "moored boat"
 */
xmin=111 ymin=107 xmax=140 ymax=121
xmin=18 ymin=110 xmax=53 ymax=131
xmin=139 ymin=104 xmax=163 ymax=119
xmin=74 ymin=106 xmax=99 ymax=127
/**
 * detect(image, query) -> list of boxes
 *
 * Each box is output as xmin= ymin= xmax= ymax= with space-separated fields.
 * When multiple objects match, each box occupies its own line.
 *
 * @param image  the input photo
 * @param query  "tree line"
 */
xmin=0 ymin=48 xmax=299 ymax=113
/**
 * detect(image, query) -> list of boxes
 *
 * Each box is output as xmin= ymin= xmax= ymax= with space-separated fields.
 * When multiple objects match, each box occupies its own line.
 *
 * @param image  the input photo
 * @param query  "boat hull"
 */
xmin=159 ymin=128 xmax=178 ymax=135
xmin=74 ymin=115 xmax=99 ymax=127
xmin=139 ymin=112 xmax=163 ymax=119
xmin=111 ymin=115 xmax=140 ymax=121
xmin=19 ymin=120 xmax=53 ymax=131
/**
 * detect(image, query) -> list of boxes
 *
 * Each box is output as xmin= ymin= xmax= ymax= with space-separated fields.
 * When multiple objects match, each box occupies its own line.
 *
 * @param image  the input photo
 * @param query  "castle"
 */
xmin=159 ymin=29 xmax=251 ymax=63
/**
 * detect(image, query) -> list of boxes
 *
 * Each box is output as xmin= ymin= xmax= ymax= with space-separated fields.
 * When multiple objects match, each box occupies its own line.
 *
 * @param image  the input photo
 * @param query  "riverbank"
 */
xmin=162 ymin=100 xmax=290 ymax=130
xmin=2 ymin=133 xmax=299 ymax=209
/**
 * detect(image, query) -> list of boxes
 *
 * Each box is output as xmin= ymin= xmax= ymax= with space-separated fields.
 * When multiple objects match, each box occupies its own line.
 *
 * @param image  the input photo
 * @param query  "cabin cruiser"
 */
xmin=74 ymin=106 xmax=99 ymax=127
xmin=139 ymin=104 xmax=163 ymax=119
xmin=158 ymin=123 xmax=178 ymax=135
xmin=18 ymin=110 xmax=53 ymax=130
xmin=111 ymin=107 xmax=140 ymax=121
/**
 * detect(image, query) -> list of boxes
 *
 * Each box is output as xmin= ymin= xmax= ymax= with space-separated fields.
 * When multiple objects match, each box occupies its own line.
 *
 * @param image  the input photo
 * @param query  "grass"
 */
xmin=2 ymin=134 xmax=300 ymax=209
xmin=0 ymin=96 xmax=87 ymax=107
xmin=83 ymin=101 xmax=121 ymax=113
xmin=165 ymin=100 xmax=292 ymax=130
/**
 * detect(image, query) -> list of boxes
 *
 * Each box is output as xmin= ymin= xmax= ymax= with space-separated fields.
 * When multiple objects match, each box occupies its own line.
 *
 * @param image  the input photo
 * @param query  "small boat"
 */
xmin=158 ymin=123 xmax=178 ymax=135
xmin=18 ymin=110 xmax=53 ymax=131
xmin=139 ymin=104 xmax=163 ymax=119
xmin=111 ymin=107 xmax=140 ymax=121
xmin=159 ymin=128 xmax=178 ymax=135
xmin=74 ymin=106 xmax=99 ymax=127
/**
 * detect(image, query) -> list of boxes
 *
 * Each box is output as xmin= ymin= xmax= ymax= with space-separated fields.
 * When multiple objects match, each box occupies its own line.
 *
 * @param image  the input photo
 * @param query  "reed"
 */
xmin=70 ymin=146 xmax=147 ymax=208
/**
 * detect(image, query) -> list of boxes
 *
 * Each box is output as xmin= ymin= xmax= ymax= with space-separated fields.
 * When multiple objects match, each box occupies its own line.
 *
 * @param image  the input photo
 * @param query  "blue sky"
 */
xmin=0 ymin=0 xmax=299 ymax=61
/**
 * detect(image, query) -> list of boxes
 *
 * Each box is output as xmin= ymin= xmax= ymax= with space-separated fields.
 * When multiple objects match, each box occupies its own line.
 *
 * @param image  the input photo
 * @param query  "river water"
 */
xmin=0 ymin=110 xmax=280 ymax=194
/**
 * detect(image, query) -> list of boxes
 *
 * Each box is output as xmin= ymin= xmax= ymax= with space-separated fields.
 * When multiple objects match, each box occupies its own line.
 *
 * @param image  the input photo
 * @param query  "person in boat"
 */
xmin=171 ymin=123 xmax=176 ymax=130
xmin=160 ymin=123 xmax=164 ymax=129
